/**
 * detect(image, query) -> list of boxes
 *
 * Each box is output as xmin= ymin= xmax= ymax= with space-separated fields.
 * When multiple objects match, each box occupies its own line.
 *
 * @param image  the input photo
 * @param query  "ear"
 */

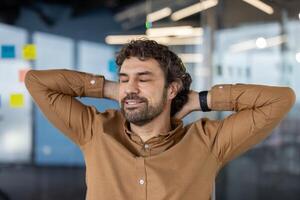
xmin=167 ymin=80 xmax=182 ymax=100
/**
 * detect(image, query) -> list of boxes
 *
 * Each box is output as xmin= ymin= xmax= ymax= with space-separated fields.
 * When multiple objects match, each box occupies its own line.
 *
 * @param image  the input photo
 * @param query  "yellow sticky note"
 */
xmin=10 ymin=94 xmax=24 ymax=108
xmin=23 ymin=44 xmax=37 ymax=60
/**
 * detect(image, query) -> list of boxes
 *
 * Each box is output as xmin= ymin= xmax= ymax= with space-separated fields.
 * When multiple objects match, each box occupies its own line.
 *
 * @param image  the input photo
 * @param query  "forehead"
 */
xmin=119 ymin=57 xmax=163 ymax=76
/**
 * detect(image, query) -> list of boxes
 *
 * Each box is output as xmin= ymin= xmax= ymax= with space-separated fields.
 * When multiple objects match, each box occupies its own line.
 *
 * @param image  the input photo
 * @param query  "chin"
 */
xmin=128 ymin=118 xmax=152 ymax=126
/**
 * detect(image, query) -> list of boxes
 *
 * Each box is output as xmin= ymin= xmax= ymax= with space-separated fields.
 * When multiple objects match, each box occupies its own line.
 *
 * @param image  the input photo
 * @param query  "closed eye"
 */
xmin=139 ymin=79 xmax=150 ymax=82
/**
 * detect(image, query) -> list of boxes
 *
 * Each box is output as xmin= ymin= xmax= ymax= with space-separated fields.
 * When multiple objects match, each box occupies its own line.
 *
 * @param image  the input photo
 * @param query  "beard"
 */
xmin=120 ymin=89 xmax=167 ymax=126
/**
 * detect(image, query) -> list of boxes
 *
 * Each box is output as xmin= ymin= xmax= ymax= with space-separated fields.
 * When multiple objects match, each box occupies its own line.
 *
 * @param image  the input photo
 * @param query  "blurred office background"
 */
xmin=0 ymin=0 xmax=299 ymax=199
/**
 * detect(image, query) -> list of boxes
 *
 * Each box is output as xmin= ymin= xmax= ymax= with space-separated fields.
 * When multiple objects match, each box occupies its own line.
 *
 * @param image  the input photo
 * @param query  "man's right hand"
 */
xmin=174 ymin=90 xmax=212 ymax=119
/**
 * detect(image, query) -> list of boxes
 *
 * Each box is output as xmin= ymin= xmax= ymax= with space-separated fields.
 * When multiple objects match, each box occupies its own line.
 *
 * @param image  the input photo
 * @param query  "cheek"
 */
xmin=118 ymin=87 xmax=126 ymax=102
xmin=144 ymin=88 xmax=165 ymax=103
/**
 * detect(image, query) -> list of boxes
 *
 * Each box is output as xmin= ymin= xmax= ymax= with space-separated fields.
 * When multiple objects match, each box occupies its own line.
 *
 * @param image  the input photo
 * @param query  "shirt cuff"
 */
xmin=84 ymin=73 xmax=105 ymax=98
xmin=210 ymin=84 xmax=233 ymax=111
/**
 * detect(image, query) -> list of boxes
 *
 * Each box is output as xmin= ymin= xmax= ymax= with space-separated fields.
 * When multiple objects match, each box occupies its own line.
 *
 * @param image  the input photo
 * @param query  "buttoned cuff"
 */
xmin=84 ymin=73 xmax=105 ymax=98
xmin=210 ymin=84 xmax=233 ymax=111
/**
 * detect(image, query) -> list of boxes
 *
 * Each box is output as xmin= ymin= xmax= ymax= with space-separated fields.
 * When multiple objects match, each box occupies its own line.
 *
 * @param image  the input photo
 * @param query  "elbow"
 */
xmin=281 ymin=87 xmax=296 ymax=110
xmin=24 ymin=70 xmax=37 ymax=90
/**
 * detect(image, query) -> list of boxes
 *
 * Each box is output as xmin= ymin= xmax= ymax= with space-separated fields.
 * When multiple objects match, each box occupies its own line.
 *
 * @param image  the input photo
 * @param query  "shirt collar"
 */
xmin=123 ymin=117 xmax=183 ymax=137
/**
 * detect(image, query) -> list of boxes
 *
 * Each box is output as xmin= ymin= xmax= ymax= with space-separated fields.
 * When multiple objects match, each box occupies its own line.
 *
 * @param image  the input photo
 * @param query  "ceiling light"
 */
xmin=229 ymin=40 xmax=256 ymax=52
xmin=164 ymin=37 xmax=203 ymax=45
xmin=243 ymin=0 xmax=274 ymax=15
xmin=265 ymin=35 xmax=287 ymax=47
xmin=146 ymin=26 xmax=203 ymax=37
xmin=146 ymin=7 xmax=172 ymax=22
xmin=230 ymin=35 xmax=286 ymax=52
xmin=171 ymin=0 xmax=218 ymax=21
xmin=105 ymin=35 xmax=146 ymax=44
xmin=105 ymin=35 xmax=202 ymax=46
xmin=256 ymin=37 xmax=267 ymax=49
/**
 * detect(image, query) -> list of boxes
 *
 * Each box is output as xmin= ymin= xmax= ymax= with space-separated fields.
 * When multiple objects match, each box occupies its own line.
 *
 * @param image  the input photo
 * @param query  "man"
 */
xmin=25 ymin=39 xmax=295 ymax=200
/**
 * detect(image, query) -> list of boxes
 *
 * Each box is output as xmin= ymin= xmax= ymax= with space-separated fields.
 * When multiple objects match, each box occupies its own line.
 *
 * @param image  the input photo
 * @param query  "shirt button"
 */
xmin=90 ymin=80 xmax=96 ymax=85
xmin=144 ymin=144 xmax=149 ymax=149
xmin=139 ymin=179 xmax=145 ymax=185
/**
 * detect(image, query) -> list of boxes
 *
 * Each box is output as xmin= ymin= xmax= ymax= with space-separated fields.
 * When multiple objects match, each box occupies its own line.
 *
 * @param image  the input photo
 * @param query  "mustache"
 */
xmin=122 ymin=93 xmax=147 ymax=103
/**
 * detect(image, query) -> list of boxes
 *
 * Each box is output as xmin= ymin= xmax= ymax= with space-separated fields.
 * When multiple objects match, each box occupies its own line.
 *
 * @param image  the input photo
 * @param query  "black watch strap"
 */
xmin=199 ymin=91 xmax=211 ymax=112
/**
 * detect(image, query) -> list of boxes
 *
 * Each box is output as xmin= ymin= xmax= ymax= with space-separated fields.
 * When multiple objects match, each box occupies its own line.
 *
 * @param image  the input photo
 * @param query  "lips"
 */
xmin=124 ymin=99 xmax=145 ymax=108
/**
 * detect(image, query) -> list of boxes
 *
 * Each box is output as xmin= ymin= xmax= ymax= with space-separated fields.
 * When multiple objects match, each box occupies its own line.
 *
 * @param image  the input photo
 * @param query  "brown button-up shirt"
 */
xmin=25 ymin=69 xmax=296 ymax=200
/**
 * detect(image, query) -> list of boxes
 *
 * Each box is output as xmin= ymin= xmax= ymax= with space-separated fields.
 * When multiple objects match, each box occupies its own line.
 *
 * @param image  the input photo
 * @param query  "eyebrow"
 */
xmin=118 ymin=71 xmax=154 ymax=77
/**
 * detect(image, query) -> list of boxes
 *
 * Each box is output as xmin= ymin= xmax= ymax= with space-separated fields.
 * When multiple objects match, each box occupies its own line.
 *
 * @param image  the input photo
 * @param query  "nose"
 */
xmin=125 ymin=80 xmax=139 ymax=94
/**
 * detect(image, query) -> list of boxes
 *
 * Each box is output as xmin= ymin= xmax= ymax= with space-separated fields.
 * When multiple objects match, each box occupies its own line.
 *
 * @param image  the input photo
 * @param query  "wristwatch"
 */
xmin=199 ymin=91 xmax=211 ymax=112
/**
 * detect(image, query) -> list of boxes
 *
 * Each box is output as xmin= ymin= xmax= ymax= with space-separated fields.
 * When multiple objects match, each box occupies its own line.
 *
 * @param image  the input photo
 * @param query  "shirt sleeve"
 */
xmin=199 ymin=84 xmax=296 ymax=166
xmin=25 ymin=69 xmax=105 ymax=146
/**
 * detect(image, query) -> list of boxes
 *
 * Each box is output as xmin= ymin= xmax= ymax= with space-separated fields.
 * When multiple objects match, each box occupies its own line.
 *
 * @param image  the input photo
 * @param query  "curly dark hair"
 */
xmin=116 ymin=39 xmax=192 ymax=117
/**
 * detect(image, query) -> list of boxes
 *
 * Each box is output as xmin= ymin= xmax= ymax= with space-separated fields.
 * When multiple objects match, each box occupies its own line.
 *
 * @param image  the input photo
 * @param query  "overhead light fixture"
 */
xmin=230 ymin=35 xmax=286 ymax=52
xmin=105 ymin=35 xmax=147 ymax=44
xmin=296 ymin=52 xmax=300 ymax=63
xmin=154 ymin=37 xmax=202 ymax=45
xmin=146 ymin=26 xmax=203 ymax=37
xmin=255 ymin=37 xmax=267 ymax=49
xmin=178 ymin=53 xmax=203 ymax=63
xmin=146 ymin=7 xmax=172 ymax=22
xmin=243 ymin=0 xmax=274 ymax=15
xmin=229 ymin=40 xmax=256 ymax=52
xmin=105 ymin=35 xmax=202 ymax=46
xmin=165 ymin=37 xmax=203 ymax=45
xmin=171 ymin=0 xmax=218 ymax=21
xmin=265 ymin=35 xmax=287 ymax=47
xmin=106 ymin=26 xmax=203 ymax=45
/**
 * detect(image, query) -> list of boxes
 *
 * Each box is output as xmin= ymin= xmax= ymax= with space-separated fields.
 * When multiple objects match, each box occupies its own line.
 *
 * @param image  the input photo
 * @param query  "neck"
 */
xmin=129 ymin=110 xmax=171 ymax=142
